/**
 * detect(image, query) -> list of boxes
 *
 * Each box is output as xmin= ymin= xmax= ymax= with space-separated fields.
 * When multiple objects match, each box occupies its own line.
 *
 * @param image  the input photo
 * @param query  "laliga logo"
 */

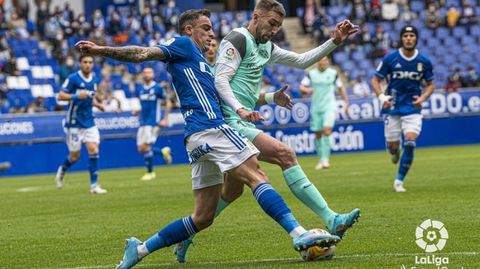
xmin=415 ymin=219 xmax=448 ymax=253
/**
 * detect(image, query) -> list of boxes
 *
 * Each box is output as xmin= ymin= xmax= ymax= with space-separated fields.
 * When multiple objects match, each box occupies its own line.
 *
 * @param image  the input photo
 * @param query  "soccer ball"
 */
xmin=299 ymin=229 xmax=336 ymax=261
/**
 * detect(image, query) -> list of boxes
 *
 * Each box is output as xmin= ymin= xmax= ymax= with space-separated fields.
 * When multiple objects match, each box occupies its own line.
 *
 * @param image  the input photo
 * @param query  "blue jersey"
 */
xmin=375 ymin=49 xmax=434 ymax=116
xmin=62 ymin=71 xmax=99 ymax=128
xmin=157 ymin=36 xmax=224 ymax=138
xmin=138 ymin=82 xmax=166 ymax=126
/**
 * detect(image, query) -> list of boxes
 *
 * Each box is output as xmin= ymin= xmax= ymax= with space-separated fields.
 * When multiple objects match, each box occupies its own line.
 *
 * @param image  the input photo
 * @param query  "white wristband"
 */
xmin=265 ymin=92 xmax=275 ymax=104
xmin=378 ymin=93 xmax=391 ymax=104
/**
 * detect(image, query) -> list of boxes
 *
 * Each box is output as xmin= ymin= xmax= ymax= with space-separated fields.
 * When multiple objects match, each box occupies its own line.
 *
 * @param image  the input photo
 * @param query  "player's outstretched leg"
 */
xmin=152 ymin=146 xmax=173 ymax=165
xmin=394 ymin=140 xmax=416 ymax=192
xmin=254 ymin=134 xmax=360 ymax=238
xmin=251 ymin=182 xmax=340 ymax=250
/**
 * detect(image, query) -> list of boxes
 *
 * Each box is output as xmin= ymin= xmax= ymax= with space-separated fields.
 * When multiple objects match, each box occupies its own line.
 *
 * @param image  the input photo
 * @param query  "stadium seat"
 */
xmin=31 ymin=84 xmax=54 ymax=98
xmin=410 ymin=1 xmax=424 ymax=13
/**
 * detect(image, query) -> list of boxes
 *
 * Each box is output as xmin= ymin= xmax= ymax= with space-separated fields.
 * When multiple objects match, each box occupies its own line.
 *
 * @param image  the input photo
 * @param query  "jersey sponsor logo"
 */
xmin=417 ymin=62 xmax=423 ymax=72
xmin=189 ymin=143 xmax=213 ymax=163
xmin=392 ymin=71 xmax=423 ymax=80
xmin=162 ymin=38 xmax=175 ymax=46
xmin=225 ymin=48 xmax=235 ymax=59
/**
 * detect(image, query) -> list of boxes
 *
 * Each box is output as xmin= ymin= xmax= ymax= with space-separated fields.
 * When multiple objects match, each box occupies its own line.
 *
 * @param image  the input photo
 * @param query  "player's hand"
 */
xmin=159 ymin=118 xmax=168 ymax=128
xmin=77 ymin=90 xmax=90 ymax=99
xmin=95 ymin=103 xmax=105 ymax=112
xmin=237 ymin=108 xmax=264 ymax=122
xmin=378 ymin=93 xmax=393 ymax=109
xmin=273 ymin=85 xmax=293 ymax=109
xmin=75 ymin=40 xmax=101 ymax=55
xmin=412 ymin=95 xmax=425 ymax=109
xmin=331 ymin=20 xmax=360 ymax=45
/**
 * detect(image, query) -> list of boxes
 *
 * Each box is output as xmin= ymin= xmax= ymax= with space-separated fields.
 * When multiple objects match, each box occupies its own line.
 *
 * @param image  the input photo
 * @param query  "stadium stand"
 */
xmin=1 ymin=0 xmax=479 ymax=114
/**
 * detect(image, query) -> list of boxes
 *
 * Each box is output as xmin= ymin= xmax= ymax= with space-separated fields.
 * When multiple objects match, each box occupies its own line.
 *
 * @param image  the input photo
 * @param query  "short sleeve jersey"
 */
xmin=302 ymin=67 xmax=339 ymax=113
xmin=138 ymin=82 xmax=166 ymax=126
xmin=157 ymin=36 xmax=225 ymax=138
xmin=375 ymin=49 xmax=434 ymax=116
xmin=62 ymin=71 xmax=99 ymax=128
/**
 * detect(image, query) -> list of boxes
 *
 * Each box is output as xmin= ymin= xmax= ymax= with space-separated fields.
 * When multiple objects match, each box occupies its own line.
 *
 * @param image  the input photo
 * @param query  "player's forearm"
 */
xmin=299 ymin=85 xmax=312 ymax=95
xmin=421 ymin=81 xmax=435 ymax=100
xmin=215 ymin=64 xmax=244 ymax=112
xmin=370 ymin=77 xmax=383 ymax=96
xmin=95 ymin=46 xmax=164 ymax=63
xmin=271 ymin=39 xmax=337 ymax=69
xmin=163 ymin=100 xmax=172 ymax=120
xmin=57 ymin=91 xmax=70 ymax=101
xmin=339 ymin=87 xmax=349 ymax=104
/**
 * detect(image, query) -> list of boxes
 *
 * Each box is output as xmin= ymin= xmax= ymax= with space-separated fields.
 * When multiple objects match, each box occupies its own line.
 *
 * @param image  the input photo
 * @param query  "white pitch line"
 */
xmin=55 ymin=251 xmax=478 ymax=269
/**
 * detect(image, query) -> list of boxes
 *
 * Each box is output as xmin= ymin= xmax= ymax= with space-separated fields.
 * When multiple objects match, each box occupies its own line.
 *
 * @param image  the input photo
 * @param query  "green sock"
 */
xmin=320 ymin=136 xmax=331 ymax=163
xmin=187 ymin=197 xmax=230 ymax=241
xmin=214 ymin=197 xmax=230 ymax=217
xmin=283 ymin=165 xmax=337 ymax=227
xmin=315 ymin=138 xmax=322 ymax=161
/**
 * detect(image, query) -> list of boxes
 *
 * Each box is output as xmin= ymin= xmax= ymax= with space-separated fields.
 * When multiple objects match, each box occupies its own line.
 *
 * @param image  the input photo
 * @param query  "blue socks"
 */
xmin=144 ymin=150 xmax=154 ymax=173
xmin=145 ymin=216 xmax=198 ymax=253
xmin=88 ymin=154 xmax=99 ymax=186
xmin=252 ymin=182 xmax=300 ymax=233
xmin=62 ymin=157 xmax=74 ymax=172
xmin=397 ymin=140 xmax=415 ymax=181
xmin=151 ymin=147 xmax=162 ymax=155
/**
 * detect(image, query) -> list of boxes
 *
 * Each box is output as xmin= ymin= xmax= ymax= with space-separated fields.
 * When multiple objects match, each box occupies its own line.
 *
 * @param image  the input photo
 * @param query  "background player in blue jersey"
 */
xmin=133 ymin=67 xmax=172 ymax=181
xmin=76 ymin=9 xmax=340 ymax=269
xmin=371 ymin=25 xmax=435 ymax=192
xmin=55 ymin=55 xmax=108 ymax=194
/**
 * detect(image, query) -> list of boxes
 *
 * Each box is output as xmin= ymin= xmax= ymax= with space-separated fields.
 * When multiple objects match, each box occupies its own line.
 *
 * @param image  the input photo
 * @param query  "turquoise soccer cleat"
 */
xmin=116 ymin=237 xmax=142 ymax=269
xmin=328 ymin=208 xmax=361 ymax=238
xmin=174 ymin=238 xmax=194 ymax=263
xmin=293 ymin=230 xmax=341 ymax=251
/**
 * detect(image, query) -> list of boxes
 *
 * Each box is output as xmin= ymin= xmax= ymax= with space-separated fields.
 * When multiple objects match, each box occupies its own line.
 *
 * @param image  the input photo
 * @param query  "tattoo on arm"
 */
xmin=100 ymin=46 xmax=165 ymax=63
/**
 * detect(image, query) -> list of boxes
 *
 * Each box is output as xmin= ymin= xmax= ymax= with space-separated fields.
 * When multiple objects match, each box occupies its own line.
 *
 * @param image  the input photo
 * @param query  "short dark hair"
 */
xmin=254 ymin=0 xmax=286 ymax=17
xmin=79 ymin=55 xmax=93 ymax=62
xmin=178 ymin=9 xmax=211 ymax=35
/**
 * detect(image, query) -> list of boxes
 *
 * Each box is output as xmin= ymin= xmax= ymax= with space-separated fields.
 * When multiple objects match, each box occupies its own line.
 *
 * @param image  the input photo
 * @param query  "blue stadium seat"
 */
xmin=470 ymin=25 xmax=480 ymax=37
xmin=453 ymin=26 xmax=467 ymax=38
xmin=410 ymin=1 xmax=424 ymax=13
xmin=333 ymin=51 xmax=348 ymax=63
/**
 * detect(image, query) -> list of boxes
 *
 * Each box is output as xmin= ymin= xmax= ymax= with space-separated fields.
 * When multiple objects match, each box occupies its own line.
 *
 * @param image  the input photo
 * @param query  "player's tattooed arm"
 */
xmin=75 ymin=41 xmax=165 ymax=63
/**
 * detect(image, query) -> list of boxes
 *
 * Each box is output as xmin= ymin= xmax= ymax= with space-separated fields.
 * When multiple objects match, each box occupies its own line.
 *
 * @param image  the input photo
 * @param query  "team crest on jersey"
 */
xmin=417 ymin=62 xmax=423 ymax=72
xmin=80 ymin=83 xmax=85 ymax=87
xmin=162 ymin=38 xmax=175 ymax=46
xmin=259 ymin=49 xmax=268 ymax=58
xmin=225 ymin=48 xmax=235 ymax=59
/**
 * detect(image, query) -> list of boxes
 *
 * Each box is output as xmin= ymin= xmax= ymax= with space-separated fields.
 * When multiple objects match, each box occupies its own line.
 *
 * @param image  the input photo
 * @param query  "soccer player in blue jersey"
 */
xmin=76 ymin=9 xmax=340 ymax=268
xmin=133 ymin=67 xmax=172 ymax=181
xmin=371 ymin=25 xmax=435 ymax=192
xmin=55 ymin=55 xmax=108 ymax=194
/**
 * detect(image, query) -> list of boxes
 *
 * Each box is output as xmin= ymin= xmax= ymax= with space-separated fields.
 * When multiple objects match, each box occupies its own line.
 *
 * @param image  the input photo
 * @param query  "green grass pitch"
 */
xmin=1 ymin=145 xmax=479 ymax=269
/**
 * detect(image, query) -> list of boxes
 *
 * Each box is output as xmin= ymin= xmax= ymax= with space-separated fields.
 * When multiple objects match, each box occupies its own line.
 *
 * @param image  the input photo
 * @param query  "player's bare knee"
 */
xmin=192 ymin=212 xmax=215 ymax=230
xmin=69 ymin=152 xmax=80 ymax=162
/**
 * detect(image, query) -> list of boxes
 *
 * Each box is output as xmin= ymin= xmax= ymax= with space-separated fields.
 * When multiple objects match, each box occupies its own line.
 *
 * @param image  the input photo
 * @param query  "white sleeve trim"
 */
xmin=300 ymin=76 xmax=311 ymax=86
xmin=215 ymin=63 xmax=244 ymax=112
xmin=269 ymin=39 xmax=338 ymax=68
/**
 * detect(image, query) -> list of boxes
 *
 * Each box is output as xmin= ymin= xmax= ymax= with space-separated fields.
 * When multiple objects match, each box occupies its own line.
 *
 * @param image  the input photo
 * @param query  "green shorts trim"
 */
xmin=225 ymin=119 xmax=263 ymax=142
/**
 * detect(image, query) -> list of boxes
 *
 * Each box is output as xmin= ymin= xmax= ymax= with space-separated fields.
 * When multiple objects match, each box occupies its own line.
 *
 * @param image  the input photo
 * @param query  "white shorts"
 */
xmin=136 ymin=125 xmax=160 ymax=146
xmin=186 ymin=124 xmax=259 ymax=190
xmin=65 ymin=126 xmax=100 ymax=152
xmin=384 ymin=114 xmax=423 ymax=142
